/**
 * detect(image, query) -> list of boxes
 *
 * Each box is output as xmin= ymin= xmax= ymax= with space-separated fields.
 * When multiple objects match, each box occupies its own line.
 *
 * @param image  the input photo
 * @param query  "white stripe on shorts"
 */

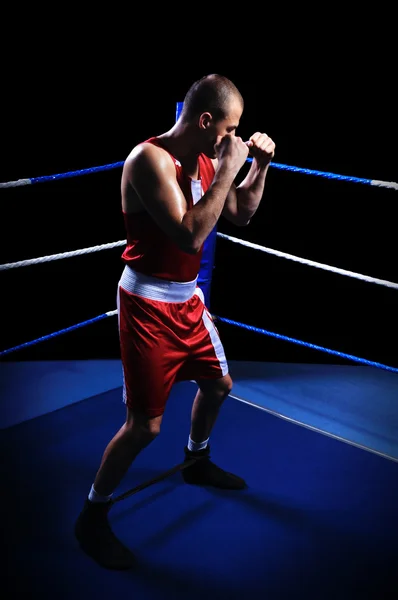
xmin=194 ymin=288 xmax=228 ymax=376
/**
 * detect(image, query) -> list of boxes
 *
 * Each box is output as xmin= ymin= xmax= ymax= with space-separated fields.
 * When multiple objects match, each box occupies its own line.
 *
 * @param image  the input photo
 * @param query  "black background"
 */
xmin=1 ymin=18 xmax=397 ymax=371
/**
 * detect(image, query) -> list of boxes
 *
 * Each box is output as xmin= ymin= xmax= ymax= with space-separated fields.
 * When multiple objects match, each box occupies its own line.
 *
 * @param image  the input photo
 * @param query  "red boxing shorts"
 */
xmin=117 ymin=266 xmax=228 ymax=418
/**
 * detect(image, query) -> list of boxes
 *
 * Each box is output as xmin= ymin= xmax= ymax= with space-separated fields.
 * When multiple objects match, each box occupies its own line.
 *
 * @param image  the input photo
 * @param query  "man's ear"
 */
xmin=198 ymin=112 xmax=212 ymax=130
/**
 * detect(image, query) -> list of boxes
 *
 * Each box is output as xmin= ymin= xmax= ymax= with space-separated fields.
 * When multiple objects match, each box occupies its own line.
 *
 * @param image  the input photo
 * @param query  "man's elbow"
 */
xmin=223 ymin=205 xmax=253 ymax=227
xmin=181 ymin=243 xmax=202 ymax=255
xmin=226 ymin=213 xmax=251 ymax=227
xmin=235 ymin=217 xmax=251 ymax=227
xmin=176 ymin=231 xmax=203 ymax=254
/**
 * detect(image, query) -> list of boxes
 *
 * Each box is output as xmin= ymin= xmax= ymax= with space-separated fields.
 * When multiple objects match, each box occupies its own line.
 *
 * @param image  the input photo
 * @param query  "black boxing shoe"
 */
xmin=75 ymin=499 xmax=135 ymax=570
xmin=182 ymin=445 xmax=246 ymax=490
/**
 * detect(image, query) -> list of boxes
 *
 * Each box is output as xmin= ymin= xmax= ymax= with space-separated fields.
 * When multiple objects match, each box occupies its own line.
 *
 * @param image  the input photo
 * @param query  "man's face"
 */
xmin=201 ymin=98 xmax=243 ymax=158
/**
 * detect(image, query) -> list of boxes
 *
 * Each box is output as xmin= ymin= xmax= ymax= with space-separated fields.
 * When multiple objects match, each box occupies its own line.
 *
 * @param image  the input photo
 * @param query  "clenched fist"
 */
xmin=214 ymin=134 xmax=250 ymax=175
xmin=246 ymin=132 xmax=275 ymax=166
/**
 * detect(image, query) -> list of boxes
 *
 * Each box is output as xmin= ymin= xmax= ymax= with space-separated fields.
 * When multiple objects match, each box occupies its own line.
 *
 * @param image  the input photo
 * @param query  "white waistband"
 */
xmin=119 ymin=266 xmax=198 ymax=302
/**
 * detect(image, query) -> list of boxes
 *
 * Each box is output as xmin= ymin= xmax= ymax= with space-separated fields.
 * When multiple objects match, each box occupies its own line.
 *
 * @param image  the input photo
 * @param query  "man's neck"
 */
xmin=157 ymin=124 xmax=201 ymax=178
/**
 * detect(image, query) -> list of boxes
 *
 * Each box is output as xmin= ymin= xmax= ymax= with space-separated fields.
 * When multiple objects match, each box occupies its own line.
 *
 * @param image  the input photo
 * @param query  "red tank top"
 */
xmin=121 ymin=136 xmax=215 ymax=282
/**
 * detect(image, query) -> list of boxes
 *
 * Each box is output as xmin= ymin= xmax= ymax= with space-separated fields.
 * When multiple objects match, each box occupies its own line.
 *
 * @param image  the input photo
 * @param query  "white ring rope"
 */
xmin=217 ymin=233 xmax=398 ymax=290
xmin=1 ymin=233 xmax=397 ymax=291
xmin=0 ymin=240 xmax=127 ymax=270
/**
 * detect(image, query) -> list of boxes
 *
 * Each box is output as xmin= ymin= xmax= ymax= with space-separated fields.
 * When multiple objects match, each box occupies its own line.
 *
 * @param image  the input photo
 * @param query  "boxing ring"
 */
xmin=1 ymin=103 xmax=398 ymax=599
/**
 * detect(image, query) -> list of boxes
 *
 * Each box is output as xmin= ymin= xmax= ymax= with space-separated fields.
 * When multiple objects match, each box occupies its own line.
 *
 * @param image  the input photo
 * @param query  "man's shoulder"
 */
xmin=126 ymin=138 xmax=168 ymax=161
xmin=123 ymin=139 xmax=176 ymax=177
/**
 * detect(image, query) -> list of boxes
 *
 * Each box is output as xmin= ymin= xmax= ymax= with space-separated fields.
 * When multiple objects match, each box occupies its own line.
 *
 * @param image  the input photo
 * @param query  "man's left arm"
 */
xmin=222 ymin=132 xmax=275 ymax=226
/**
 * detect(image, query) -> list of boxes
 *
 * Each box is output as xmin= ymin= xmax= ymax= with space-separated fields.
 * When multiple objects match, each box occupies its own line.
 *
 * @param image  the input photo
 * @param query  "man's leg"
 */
xmin=75 ymin=410 xmax=163 ymax=570
xmin=93 ymin=410 xmax=163 ymax=496
xmin=182 ymin=374 xmax=247 ymax=490
xmin=189 ymin=374 xmax=232 ymax=444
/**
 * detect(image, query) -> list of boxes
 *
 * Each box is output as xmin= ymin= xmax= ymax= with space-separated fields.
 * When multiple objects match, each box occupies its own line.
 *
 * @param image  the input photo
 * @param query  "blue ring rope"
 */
xmin=0 ymin=313 xmax=111 ymax=357
xmin=1 ymin=311 xmax=397 ymax=373
xmin=214 ymin=316 xmax=398 ymax=373
xmin=31 ymin=162 xmax=125 ymax=184
xmin=1 ymin=160 xmax=396 ymax=190
xmin=11 ymin=161 xmax=376 ymax=188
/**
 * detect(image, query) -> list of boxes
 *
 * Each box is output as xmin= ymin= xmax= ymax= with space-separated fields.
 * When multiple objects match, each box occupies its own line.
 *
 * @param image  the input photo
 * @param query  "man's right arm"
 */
xmin=124 ymin=139 xmax=248 ymax=254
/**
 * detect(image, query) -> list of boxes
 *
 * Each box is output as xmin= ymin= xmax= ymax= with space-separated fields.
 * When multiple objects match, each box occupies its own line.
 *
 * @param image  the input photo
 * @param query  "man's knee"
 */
xmin=125 ymin=411 xmax=163 ymax=443
xmin=198 ymin=373 xmax=233 ymax=400
xmin=219 ymin=374 xmax=233 ymax=396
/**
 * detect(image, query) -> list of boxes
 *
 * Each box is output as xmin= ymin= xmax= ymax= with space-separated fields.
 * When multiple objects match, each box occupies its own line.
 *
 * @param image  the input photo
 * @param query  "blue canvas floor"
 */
xmin=228 ymin=361 xmax=398 ymax=462
xmin=1 ymin=359 xmax=397 ymax=461
xmin=1 ymin=375 xmax=398 ymax=599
